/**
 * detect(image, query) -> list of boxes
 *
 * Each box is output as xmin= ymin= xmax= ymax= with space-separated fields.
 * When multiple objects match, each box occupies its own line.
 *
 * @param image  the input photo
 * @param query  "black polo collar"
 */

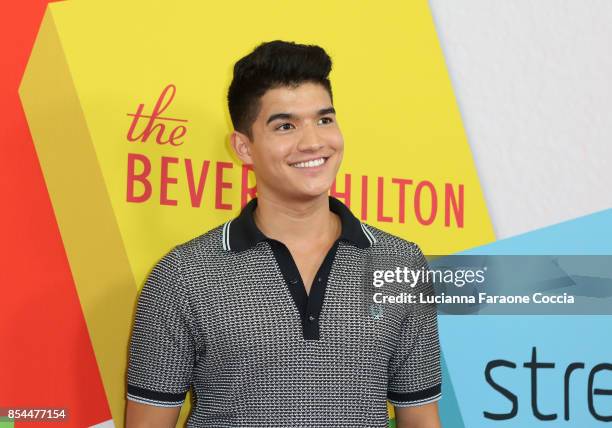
xmin=222 ymin=196 xmax=376 ymax=252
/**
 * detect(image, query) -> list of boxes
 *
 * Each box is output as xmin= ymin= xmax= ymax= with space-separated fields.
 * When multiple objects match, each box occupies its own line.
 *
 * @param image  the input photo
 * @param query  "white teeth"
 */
xmin=291 ymin=157 xmax=326 ymax=168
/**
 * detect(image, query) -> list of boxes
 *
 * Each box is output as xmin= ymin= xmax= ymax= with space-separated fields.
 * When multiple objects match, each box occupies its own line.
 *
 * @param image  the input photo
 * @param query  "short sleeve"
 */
xmin=126 ymin=247 xmax=196 ymax=407
xmin=387 ymin=244 xmax=442 ymax=407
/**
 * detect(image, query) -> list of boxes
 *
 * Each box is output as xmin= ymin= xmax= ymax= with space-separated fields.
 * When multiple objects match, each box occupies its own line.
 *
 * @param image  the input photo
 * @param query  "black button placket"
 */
xmin=269 ymin=239 xmax=340 ymax=340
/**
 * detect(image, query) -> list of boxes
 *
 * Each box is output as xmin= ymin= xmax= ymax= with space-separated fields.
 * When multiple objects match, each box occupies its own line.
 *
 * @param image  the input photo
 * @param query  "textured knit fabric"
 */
xmin=126 ymin=196 xmax=441 ymax=427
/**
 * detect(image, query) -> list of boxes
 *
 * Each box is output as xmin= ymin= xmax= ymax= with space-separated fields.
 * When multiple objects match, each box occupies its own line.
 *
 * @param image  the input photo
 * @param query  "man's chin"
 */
xmin=287 ymin=188 xmax=332 ymax=202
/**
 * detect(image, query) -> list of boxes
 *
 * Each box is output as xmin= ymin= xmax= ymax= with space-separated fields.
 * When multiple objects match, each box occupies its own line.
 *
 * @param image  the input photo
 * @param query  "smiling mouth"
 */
xmin=289 ymin=157 xmax=329 ymax=168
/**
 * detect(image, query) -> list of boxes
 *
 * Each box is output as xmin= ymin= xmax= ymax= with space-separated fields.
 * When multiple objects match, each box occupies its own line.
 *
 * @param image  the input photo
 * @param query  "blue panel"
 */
xmin=439 ymin=209 xmax=612 ymax=427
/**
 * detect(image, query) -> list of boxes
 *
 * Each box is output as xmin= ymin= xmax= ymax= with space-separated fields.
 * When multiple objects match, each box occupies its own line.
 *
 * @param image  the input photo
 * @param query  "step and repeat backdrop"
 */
xmin=1 ymin=1 xmax=611 ymax=427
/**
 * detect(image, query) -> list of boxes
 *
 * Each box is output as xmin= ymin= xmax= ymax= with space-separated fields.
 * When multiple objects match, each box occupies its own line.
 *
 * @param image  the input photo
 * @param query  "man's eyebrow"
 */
xmin=266 ymin=113 xmax=294 ymax=125
xmin=266 ymin=107 xmax=336 ymax=125
xmin=318 ymin=107 xmax=336 ymax=116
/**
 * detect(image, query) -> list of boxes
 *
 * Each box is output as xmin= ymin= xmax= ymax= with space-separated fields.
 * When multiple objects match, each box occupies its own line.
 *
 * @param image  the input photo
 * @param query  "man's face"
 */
xmin=234 ymin=82 xmax=344 ymax=203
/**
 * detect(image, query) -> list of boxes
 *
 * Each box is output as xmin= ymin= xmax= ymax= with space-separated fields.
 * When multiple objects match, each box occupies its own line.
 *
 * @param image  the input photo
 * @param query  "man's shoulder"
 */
xmin=363 ymin=223 xmax=426 ymax=260
xmin=173 ymin=222 xmax=227 ymax=262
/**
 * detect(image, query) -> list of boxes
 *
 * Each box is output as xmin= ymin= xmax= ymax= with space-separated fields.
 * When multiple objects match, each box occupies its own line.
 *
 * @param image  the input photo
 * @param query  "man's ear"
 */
xmin=230 ymin=130 xmax=254 ymax=165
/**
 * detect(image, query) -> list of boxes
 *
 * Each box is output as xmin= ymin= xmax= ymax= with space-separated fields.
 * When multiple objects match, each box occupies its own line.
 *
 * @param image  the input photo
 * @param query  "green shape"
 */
xmin=0 ymin=416 xmax=14 ymax=428
xmin=388 ymin=418 xmax=396 ymax=428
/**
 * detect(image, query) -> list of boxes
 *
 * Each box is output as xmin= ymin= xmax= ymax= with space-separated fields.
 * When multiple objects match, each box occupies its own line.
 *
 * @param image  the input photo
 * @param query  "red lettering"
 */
xmin=445 ymin=183 xmax=464 ymax=228
xmin=126 ymin=153 xmax=152 ymax=203
xmin=215 ymin=162 xmax=233 ymax=210
xmin=167 ymin=125 xmax=186 ymax=146
xmin=160 ymin=156 xmax=179 ymax=206
xmin=240 ymin=164 xmax=257 ymax=208
xmin=377 ymin=177 xmax=392 ymax=222
xmin=415 ymin=180 xmax=437 ymax=225
xmin=331 ymin=174 xmax=351 ymax=207
xmin=126 ymin=104 xmax=146 ymax=142
xmin=126 ymin=84 xmax=187 ymax=146
xmin=392 ymin=178 xmax=413 ymax=224
xmin=361 ymin=175 xmax=368 ymax=221
xmin=185 ymin=159 xmax=210 ymax=207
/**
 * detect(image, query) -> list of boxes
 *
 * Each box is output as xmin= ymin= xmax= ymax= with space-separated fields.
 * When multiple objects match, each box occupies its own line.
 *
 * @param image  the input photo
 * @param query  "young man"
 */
xmin=126 ymin=40 xmax=442 ymax=428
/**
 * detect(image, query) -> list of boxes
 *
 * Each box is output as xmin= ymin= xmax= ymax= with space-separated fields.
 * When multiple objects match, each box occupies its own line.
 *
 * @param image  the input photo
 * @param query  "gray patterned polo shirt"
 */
xmin=126 ymin=195 xmax=442 ymax=427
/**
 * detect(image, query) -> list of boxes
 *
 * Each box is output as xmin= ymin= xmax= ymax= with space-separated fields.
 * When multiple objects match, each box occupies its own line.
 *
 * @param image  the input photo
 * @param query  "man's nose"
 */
xmin=297 ymin=123 xmax=323 ymax=151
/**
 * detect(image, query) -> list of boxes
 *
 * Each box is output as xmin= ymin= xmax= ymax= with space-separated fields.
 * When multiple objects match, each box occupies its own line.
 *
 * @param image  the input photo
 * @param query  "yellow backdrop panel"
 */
xmin=20 ymin=0 xmax=495 ymax=425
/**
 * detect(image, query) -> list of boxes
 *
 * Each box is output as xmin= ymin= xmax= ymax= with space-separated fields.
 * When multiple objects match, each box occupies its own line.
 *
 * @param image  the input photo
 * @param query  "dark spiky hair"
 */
xmin=227 ymin=40 xmax=333 ymax=139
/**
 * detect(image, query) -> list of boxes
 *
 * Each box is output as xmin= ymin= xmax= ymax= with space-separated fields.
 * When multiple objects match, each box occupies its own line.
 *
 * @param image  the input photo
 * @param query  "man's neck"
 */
xmin=253 ymin=193 xmax=341 ymax=249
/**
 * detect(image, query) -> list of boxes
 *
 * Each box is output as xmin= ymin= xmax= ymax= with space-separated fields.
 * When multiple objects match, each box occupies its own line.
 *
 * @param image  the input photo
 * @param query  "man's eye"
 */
xmin=276 ymin=123 xmax=294 ymax=131
xmin=318 ymin=117 xmax=333 ymax=125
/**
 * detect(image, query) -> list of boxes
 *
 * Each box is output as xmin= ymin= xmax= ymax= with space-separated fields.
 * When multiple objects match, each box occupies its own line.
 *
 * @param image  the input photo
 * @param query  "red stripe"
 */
xmin=0 ymin=1 xmax=111 ymax=426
